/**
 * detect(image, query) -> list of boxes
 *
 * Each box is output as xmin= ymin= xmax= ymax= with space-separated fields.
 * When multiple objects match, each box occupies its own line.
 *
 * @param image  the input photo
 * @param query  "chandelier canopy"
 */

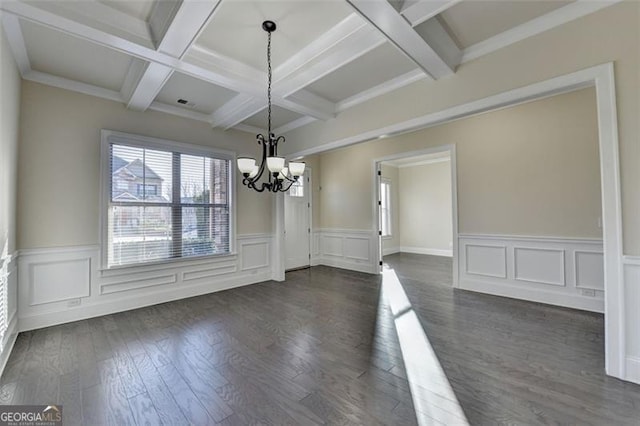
xmin=237 ymin=20 xmax=305 ymax=193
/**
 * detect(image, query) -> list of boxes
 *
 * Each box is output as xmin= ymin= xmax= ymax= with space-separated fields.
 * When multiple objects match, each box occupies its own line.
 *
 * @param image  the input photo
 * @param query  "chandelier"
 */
xmin=237 ymin=20 xmax=305 ymax=192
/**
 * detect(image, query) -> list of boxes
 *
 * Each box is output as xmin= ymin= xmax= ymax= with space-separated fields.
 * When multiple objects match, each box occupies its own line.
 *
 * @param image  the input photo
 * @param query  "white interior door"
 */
xmin=285 ymin=170 xmax=310 ymax=270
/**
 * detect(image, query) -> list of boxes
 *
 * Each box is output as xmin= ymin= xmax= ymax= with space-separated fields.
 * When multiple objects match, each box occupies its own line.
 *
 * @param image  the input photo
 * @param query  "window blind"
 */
xmin=108 ymin=143 xmax=231 ymax=267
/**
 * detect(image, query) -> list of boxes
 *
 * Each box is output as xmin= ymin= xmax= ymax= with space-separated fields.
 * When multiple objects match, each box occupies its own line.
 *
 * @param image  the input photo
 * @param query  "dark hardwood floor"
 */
xmin=0 ymin=253 xmax=638 ymax=425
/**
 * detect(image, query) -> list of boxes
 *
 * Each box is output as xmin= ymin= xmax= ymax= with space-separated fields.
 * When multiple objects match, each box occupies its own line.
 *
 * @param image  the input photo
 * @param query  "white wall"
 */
xmin=398 ymin=160 xmax=452 ymax=256
xmin=0 ymin=24 xmax=21 ymax=372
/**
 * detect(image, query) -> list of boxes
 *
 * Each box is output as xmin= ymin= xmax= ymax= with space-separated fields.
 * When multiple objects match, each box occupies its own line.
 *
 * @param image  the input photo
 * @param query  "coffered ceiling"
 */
xmin=1 ymin=0 xmax=619 ymax=137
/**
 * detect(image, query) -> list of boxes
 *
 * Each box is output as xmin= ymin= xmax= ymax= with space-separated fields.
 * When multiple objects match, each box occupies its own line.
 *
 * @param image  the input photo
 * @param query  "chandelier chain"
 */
xmin=267 ymin=31 xmax=272 ymax=137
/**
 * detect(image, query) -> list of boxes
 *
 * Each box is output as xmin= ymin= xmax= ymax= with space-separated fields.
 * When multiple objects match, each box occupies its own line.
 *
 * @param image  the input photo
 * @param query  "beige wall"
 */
xmin=318 ymin=87 xmax=602 ymax=239
xmin=0 ymin=28 xmax=21 ymax=256
xmin=283 ymin=2 xmax=639 ymax=255
xmin=380 ymin=165 xmax=400 ymax=251
xmin=399 ymin=161 xmax=452 ymax=251
xmin=18 ymin=82 xmax=272 ymax=249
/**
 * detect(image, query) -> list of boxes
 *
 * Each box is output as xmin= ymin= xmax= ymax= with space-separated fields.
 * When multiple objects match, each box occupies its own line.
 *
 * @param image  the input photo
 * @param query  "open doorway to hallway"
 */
xmin=378 ymin=151 xmax=454 ymax=276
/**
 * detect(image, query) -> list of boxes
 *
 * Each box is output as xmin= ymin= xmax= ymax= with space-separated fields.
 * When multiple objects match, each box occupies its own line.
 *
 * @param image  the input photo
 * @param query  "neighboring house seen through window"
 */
xmin=104 ymin=133 xmax=233 ymax=268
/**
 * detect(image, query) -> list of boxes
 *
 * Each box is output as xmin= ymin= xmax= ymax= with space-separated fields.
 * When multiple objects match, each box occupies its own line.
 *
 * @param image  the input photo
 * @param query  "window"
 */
xmin=137 ymin=184 xmax=158 ymax=197
xmin=103 ymin=132 xmax=234 ymax=268
xmin=288 ymin=177 xmax=304 ymax=197
xmin=380 ymin=179 xmax=392 ymax=237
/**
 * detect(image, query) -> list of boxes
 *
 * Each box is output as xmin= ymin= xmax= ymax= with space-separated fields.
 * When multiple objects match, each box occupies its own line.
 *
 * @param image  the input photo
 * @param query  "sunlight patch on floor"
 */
xmin=381 ymin=267 xmax=469 ymax=426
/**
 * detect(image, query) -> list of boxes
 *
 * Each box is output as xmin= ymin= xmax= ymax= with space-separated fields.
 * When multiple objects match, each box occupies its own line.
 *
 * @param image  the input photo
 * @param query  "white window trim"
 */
xmin=99 ymin=129 xmax=237 ymax=271
xmin=380 ymin=178 xmax=392 ymax=239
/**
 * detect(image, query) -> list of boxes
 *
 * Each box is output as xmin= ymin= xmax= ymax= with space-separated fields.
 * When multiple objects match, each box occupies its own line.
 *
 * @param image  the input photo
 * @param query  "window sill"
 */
xmin=99 ymin=252 xmax=238 ymax=275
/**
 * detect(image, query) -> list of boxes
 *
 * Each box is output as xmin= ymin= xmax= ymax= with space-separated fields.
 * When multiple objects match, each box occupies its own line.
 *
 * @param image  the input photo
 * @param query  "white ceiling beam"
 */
xmin=210 ymin=95 xmax=265 ymax=129
xmin=336 ymin=69 xmax=426 ymax=112
xmin=148 ymin=0 xmax=181 ymax=48
xmin=1 ymin=14 xmax=31 ymax=76
xmin=24 ymin=70 xmax=123 ymax=103
xmin=209 ymin=13 xmax=376 ymax=130
xmin=0 ymin=1 xmax=325 ymax=118
xmin=277 ymin=24 xmax=386 ymax=97
xmin=280 ymin=91 xmax=335 ymax=120
xmin=126 ymin=63 xmax=174 ymax=111
xmin=233 ymin=124 xmax=267 ymax=135
xmin=126 ymin=0 xmax=223 ymax=112
xmin=346 ymin=0 xmax=455 ymax=79
xmin=26 ymin=0 xmax=153 ymax=47
xmin=400 ymin=0 xmax=462 ymax=27
xmin=273 ymin=117 xmax=317 ymax=136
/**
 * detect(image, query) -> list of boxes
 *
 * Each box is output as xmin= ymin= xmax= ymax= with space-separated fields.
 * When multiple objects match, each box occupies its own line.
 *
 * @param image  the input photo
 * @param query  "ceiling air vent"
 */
xmin=177 ymin=98 xmax=196 ymax=108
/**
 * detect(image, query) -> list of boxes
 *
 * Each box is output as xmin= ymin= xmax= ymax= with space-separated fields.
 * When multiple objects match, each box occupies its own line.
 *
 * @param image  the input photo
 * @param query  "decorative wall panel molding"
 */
xmin=17 ymin=234 xmax=273 ymax=331
xmin=459 ymin=234 xmax=604 ymax=312
xmin=0 ymin=252 xmax=18 ymax=377
xmin=623 ymin=256 xmax=640 ymax=384
xmin=465 ymin=244 xmax=507 ymax=278
xmin=514 ymin=247 xmax=565 ymax=286
xmin=313 ymin=229 xmax=377 ymax=274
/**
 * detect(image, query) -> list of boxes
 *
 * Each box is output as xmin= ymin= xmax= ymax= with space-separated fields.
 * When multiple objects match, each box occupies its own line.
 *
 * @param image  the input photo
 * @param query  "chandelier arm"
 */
xmin=278 ymin=178 xmax=298 ymax=192
xmin=250 ymin=135 xmax=269 ymax=183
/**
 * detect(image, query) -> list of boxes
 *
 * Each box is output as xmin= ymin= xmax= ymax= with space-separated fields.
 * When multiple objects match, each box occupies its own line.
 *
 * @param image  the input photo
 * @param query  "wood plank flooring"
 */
xmin=1 ymin=253 xmax=639 ymax=425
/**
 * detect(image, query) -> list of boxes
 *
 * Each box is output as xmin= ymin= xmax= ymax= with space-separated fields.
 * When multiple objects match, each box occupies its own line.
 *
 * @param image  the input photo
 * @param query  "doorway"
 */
xmin=284 ymin=168 xmax=311 ymax=271
xmin=374 ymin=145 xmax=459 ymax=283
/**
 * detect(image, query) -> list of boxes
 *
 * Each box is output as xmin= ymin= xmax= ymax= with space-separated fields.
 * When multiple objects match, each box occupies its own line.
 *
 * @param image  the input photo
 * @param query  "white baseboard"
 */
xmin=400 ymin=246 xmax=453 ymax=257
xmin=383 ymin=246 xmax=400 ymax=256
xmin=0 ymin=313 xmax=18 ymax=378
xmin=19 ymin=271 xmax=271 ymax=331
xmin=626 ymin=356 xmax=640 ymax=385
xmin=318 ymin=256 xmax=377 ymax=274
xmin=459 ymin=278 xmax=604 ymax=313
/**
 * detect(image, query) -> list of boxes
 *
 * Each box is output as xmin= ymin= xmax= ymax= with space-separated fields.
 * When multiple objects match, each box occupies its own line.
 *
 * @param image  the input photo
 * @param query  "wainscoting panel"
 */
xmin=315 ymin=229 xmax=377 ymax=274
xmin=17 ymin=234 xmax=273 ymax=331
xmin=623 ymin=256 xmax=640 ymax=384
xmin=322 ymin=235 xmax=344 ymax=258
xmin=0 ymin=252 xmax=19 ymax=377
xmin=240 ymin=237 xmax=270 ymax=271
xmin=459 ymin=234 xmax=604 ymax=312
xmin=465 ymin=244 xmax=507 ymax=278
xmin=514 ymin=247 xmax=565 ymax=286
xmin=29 ymin=258 xmax=92 ymax=305
xmin=575 ymin=251 xmax=605 ymax=290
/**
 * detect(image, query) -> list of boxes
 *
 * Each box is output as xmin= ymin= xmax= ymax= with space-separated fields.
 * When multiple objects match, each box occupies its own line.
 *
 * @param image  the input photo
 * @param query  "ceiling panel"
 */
xmin=98 ymin=0 xmax=156 ymax=21
xmin=21 ymin=19 xmax=133 ymax=92
xmin=27 ymin=0 xmax=155 ymax=48
xmin=195 ymin=0 xmax=353 ymax=71
xmin=155 ymin=71 xmax=238 ymax=114
xmin=243 ymin=105 xmax=303 ymax=130
xmin=304 ymin=42 xmax=418 ymax=103
xmin=439 ymin=0 xmax=574 ymax=48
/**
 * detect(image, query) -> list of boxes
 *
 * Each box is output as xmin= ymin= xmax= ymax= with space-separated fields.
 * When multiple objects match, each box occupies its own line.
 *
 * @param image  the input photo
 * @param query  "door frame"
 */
xmin=372 ymin=145 xmax=458 ymax=286
xmin=284 ymin=167 xmax=312 ymax=271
